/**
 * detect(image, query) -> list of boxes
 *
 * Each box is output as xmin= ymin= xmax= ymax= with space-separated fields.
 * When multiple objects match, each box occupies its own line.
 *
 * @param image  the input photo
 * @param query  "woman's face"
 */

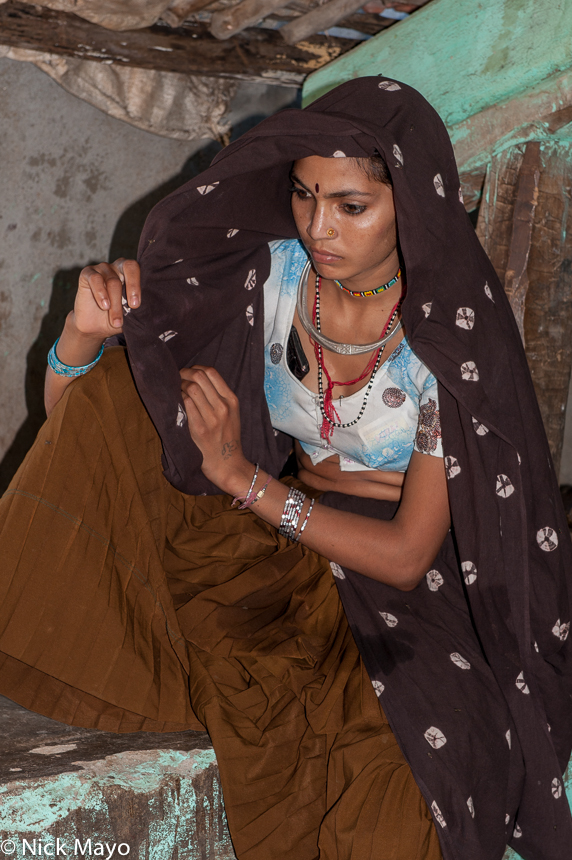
xmin=290 ymin=155 xmax=398 ymax=287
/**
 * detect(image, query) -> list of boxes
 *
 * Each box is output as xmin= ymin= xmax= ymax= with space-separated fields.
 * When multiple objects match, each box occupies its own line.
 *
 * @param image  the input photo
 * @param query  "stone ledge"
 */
xmin=0 ymin=695 xmax=236 ymax=860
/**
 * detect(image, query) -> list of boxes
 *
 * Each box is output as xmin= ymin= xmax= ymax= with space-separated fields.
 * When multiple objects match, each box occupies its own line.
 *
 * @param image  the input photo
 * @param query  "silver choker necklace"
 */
xmin=295 ymin=261 xmax=403 ymax=355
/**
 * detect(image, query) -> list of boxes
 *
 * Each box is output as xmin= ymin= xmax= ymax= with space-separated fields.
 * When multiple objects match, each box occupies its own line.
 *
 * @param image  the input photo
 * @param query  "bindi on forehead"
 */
xmin=315 ymin=183 xmax=319 ymax=193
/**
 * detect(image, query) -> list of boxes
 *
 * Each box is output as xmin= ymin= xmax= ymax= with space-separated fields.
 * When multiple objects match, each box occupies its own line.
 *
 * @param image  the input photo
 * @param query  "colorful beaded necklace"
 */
xmin=334 ymin=267 xmax=401 ymax=298
xmin=313 ymin=274 xmax=404 ymax=441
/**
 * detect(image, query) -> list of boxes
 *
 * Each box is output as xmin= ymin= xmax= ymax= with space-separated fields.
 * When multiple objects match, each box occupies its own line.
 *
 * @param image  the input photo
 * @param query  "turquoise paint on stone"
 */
xmin=0 ymin=748 xmax=235 ymax=860
xmin=1 ymin=749 xmax=218 ymax=829
xmin=302 ymin=0 xmax=572 ymax=125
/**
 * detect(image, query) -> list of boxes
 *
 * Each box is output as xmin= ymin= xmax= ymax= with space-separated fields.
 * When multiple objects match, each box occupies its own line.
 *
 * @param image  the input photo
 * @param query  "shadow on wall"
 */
xmin=0 ymin=139 xmax=227 ymax=493
xmin=0 ymin=265 xmax=81 ymax=494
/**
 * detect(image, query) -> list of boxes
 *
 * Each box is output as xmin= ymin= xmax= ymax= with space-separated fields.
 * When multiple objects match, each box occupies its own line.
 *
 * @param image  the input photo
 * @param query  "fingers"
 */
xmin=180 ymin=366 xmax=239 ymax=425
xmin=78 ymin=259 xmax=140 ymax=331
xmin=113 ymin=258 xmax=141 ymax=310
xmin=181 ymin=387 xmax=205 ymax=436
xmin=78 ymin=263 xmax=124 ymax=329
xmin=181 ymin=366 xmax=238 ymax=404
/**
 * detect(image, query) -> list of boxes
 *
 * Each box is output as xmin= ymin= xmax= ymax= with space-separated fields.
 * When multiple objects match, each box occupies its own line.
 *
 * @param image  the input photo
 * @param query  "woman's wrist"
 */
xmin=55 ymin=313 xmax=107 ymax=368
xmin=212 ymin=459 xmax=257 ymax=498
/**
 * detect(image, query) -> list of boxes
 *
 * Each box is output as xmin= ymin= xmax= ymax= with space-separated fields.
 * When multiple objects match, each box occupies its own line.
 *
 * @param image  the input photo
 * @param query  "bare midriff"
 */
xmin=295 ymin=441 xmax=405 ymax=501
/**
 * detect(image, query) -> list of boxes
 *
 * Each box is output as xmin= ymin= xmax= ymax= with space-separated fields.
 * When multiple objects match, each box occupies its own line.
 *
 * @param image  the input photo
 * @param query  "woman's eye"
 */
xmin=342 ymin=203 xmax=366 ymax=215
xmin=289 ymin=185 xmax=311 ymax=199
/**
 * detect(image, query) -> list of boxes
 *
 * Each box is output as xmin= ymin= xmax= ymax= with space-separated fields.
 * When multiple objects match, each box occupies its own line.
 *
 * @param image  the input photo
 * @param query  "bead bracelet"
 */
xmin=278 ymin=487 xmax=305 ymax=540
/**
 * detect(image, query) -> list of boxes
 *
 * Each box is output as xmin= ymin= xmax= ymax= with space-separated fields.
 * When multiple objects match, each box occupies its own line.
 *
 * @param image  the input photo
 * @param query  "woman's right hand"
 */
xmin=45 ymin=259 xmax=141 ymax=418
xmin=73 ymin=258 xmax=141 ymax=337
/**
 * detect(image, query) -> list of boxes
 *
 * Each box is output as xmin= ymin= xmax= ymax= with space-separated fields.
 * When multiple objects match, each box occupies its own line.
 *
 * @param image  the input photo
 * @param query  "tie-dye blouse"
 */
xmin=263 ymin=239 xmax=443 ymax=472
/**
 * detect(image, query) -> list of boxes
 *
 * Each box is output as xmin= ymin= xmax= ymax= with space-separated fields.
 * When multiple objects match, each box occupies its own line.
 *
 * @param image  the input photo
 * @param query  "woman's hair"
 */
xmin=352 ymin=155 xmax=393 ymax=187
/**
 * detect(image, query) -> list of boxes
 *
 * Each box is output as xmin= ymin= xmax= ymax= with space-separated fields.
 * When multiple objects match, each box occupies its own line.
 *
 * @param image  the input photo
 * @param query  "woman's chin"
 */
xmin=313 ymin=261 xmax=352 ymax=281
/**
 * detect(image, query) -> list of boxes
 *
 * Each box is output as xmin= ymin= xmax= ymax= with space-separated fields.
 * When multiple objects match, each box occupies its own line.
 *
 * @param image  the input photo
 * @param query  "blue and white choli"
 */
xmin=263 ymin=240 xmax=443 ymax=472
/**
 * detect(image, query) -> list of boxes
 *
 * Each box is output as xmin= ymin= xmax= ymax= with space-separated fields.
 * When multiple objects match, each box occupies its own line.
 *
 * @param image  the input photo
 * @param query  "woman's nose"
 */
xmin=307 ymin=204 xmax=332 ymax=240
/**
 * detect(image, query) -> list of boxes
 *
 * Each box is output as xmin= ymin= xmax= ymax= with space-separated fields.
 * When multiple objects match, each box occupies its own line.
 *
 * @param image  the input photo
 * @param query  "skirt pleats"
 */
xmin=0 ymin=348 xmax=441 ymax=860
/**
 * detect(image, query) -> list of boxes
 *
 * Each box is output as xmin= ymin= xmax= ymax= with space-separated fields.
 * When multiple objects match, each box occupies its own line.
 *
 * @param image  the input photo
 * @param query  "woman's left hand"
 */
xmin=180 ymin=366 xmax=252 ymax=493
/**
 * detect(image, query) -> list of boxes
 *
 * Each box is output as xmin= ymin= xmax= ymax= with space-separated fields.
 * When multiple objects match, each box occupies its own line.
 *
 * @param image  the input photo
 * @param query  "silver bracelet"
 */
xmin=278 ymin=488 xmax=306 ymax=540
xmin=48 ymin=337 xmax=104 ymax=378
xmin=232 ymin=463 xmax=259 ymax=508
xmin=296 ymin=497 xmax=315 ymax=541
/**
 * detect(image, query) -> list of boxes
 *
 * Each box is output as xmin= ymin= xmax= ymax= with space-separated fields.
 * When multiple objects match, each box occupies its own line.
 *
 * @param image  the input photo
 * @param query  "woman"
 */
xmin=1 ymin=78 xmax=571 ymax=860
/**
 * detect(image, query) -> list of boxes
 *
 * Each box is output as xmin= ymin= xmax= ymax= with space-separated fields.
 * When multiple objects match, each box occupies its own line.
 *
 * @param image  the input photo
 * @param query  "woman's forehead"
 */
xmin=293 ymin=155 xmax=372 ymax=181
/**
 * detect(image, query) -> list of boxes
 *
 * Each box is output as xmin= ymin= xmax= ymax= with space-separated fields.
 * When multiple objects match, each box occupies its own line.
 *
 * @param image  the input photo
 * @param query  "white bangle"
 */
xmin=296 ymin=497 xmax=315 ymax=541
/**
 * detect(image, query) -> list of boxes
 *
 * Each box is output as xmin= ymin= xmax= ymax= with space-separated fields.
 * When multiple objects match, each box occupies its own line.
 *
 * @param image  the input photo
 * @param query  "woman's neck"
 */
xmin=315 ymin=270 xmax=404 ymax=347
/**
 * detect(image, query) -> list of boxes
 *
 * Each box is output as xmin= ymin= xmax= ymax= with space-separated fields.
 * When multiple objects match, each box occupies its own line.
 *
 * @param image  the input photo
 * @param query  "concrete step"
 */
xmin=2 ymin=693 xmax=570 ymax=860
xmin=0 ymin=696 xmax=236 ymax=860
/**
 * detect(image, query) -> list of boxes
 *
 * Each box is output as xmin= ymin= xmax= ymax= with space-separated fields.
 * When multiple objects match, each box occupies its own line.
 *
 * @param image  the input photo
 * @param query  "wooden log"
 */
xmin=210 ymin=0 xmax=289 ymax=41
xmin=281 ymin=0 xmax=366 ymax=44
xmin=502 ymin=142 xmax=540 ymax=340
xmin=334 ymin=9 xmax=394 ymax=35
xmin=0 ymin=0 xmax=351 ymax=84
xmin=476 ymin=142 xmax=572 ymax=476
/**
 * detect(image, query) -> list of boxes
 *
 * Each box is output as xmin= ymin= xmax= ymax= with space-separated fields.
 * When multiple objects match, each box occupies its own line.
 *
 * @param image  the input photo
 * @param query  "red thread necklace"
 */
xmin=312 ymin=275 xmax=404 ymax=442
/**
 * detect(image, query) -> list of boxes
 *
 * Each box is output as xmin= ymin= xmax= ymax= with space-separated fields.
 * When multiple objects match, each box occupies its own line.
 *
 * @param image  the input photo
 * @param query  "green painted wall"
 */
xmin=302 ymin=0 xmax=572 ymax=126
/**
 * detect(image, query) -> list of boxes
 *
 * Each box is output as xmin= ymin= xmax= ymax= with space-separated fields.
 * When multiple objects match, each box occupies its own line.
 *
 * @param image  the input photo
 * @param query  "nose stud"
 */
xmin=327 ymin=228 xmax=335 ymax=237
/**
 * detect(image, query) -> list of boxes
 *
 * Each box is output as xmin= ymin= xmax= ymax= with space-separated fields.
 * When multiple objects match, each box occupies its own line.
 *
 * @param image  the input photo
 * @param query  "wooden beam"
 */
xmin=0 ymin=1 xmax=354 ymax=84
xmin=263 ymin=7 xmax=393 ymax=36
xmin=210 ymin=0 xmax=289 ymax=40
xmin=302 ymin=0 xmax=572 ymax=123
xmin=449 ymin=67 xmax=572 ymax=184
xmin=281 ymin=0 xmax=366 ymax=44
xmin=476 ymin=142 xmax=572 ymax=476
xmin=334 ymin=10 xmax=393 ymax=35
xmin=502 ymin=141 xmax=540 ymax=340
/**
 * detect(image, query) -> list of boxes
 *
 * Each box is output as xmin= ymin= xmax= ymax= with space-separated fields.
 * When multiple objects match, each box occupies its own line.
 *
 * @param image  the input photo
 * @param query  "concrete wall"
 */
xmin=0 ymin=57 xmax=297 ymax=490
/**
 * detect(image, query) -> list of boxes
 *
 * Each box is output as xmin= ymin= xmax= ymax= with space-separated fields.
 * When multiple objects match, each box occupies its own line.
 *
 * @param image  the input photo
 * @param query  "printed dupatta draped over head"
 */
xmin=124 ymin=78 xmax=572 ymax=859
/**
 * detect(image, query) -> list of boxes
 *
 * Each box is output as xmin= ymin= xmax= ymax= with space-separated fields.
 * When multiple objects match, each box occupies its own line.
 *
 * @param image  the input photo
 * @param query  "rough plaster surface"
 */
xmin=0 ymin=46 xmax=238 ymax=141
xmin=0 ymin=57 xmax=297 ymax=489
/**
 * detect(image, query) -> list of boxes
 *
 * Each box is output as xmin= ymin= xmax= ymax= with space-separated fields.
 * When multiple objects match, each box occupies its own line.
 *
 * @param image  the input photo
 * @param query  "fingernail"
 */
xmin=130 ymin=295 xmax=139 ymax=307
xmin=113 ymin=318 xmax=122 ymax=328
xmin=102 ymin=299 xmax=110 ymax=309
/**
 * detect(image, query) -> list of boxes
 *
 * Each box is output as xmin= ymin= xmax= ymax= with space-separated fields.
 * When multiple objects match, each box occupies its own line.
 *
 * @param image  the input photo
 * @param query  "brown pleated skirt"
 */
xmin=0 ymin=348 xmax=441 ymax=860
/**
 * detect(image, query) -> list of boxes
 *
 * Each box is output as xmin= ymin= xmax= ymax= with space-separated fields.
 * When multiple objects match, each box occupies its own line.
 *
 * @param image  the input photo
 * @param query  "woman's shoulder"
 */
xmin=265 ymin=239 xmax=309 ymax=298
xmin=386 ymin=337 xmax=437 ymax=396
xmin=268 ymin=238 xmax=308 ymax=270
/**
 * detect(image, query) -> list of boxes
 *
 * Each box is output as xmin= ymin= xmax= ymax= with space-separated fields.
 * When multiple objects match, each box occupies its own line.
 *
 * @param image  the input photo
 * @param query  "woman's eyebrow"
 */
xmin=290 ymin=174 xmax=373 ymax=199
xmin=324 ymin=189 xmax=373 ymax=199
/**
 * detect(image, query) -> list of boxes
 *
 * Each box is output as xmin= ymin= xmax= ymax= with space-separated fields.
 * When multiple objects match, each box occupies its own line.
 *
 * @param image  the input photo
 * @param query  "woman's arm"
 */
xmin=181 ymin=366 xmax=450 ymax=591
xmin=45 ymin=259 xmax=141 ymax=417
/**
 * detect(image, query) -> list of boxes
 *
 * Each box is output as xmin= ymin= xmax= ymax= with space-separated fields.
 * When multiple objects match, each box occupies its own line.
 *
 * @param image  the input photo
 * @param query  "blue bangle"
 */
xmin=47 ymin=337 xmax=105 ymax=378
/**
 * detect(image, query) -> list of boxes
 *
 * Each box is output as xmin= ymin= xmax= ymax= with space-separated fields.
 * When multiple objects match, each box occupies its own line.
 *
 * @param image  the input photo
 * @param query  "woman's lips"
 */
xmin=310 ymin=247 xmax=343 ymax=264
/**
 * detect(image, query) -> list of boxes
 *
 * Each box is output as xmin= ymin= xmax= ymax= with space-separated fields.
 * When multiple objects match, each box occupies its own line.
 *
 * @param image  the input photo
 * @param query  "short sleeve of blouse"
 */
xmin=413 ymin=373 xmax=443 ymax=458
